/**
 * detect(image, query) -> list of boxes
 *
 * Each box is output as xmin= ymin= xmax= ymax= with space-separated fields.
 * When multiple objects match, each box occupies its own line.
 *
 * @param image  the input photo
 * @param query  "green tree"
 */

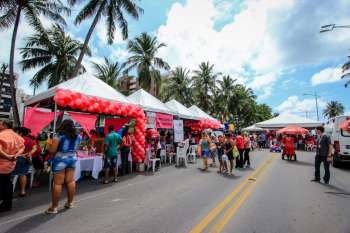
xmin=69 ymin=0 xmax=143 ymax=76
xmin=192 ymin=62 xmax=220 ymax=112
xmin=124 ymin=32 xmax=170 ymax=96
xmin=93 ymin=56 xmax=123 ymax=90
xmin=323 ymin=101 xmax=345 ymax=119
xmin=0 ymin=0 xmax=69 ymax=126
xmin=20 ymin=25 xmax=90 ymax=88
xmin=161 ymin=67 xmax=193 ymax=106
xmin=216 ymin=75 xmax=236 ymax=121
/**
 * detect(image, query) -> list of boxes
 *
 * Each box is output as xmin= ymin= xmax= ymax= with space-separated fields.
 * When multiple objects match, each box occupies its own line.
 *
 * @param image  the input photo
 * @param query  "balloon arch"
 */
xmin=54 ymin=89 xmax=146 ymax=162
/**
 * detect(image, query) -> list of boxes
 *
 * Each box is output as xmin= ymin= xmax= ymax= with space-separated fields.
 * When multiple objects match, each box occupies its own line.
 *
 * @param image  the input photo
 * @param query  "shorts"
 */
xmin=12 ymin=157 xmax=30 ymax=176
xmin=202 ymin=149 xmax=209 ymax=158
xmin=227 ymin=152 xmax=234 ymax=161
xmin=217 ymin=148 xmax=224 ymax=161
xmin=104 ymin=156 xmax=118 ymax=169
xmin=32 ymin=156 xmax=44 ymax=170
xmin=222 ymin=154 xmax=228 ymax=161
xmin=51 ymin=153 xmax=77 ymax=173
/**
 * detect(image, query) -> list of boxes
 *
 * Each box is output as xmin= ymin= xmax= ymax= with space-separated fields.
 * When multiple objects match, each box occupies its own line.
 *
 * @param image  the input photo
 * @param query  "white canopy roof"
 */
xmin=25 ymin=73 xmax=130 ymax=106
xmin=255 ymin=113 xmax=322 ymax=128
xmin=189 ymin=105 xmax=217 ymax=121
xmin=165 ymin=99 xmax=200 ymax=120
xmin=127 ymin=89 xmax=175 ymax=115
xmin=242 ymin=124 xmax=264 ymax=132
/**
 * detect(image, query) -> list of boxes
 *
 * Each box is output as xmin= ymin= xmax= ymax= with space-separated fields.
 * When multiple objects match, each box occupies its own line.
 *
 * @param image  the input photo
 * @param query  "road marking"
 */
xmin=209 ymin=155 xmax=276 ymax=233
xmin=112 ymin=198 xmax=121 ymax=202
xmin=189 ymin=154 xmax=275 ymax=233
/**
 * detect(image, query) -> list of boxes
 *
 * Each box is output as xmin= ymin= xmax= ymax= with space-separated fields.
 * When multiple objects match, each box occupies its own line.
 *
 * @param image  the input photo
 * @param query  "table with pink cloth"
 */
xmin=75 ymin=151 xmax=103 ymax=181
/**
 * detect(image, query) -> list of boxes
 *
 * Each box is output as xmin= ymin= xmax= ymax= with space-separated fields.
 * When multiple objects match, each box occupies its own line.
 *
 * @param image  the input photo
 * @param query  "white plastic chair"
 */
xmin=146 ymin=149 xmax=160 ymax=173
xmin=160 ymin=149 xmax=166 ymax=164
xmin=187 ymin=145 xmax=197 ymax=163
xmin=176 ymin=146 xmax=187 ymax=167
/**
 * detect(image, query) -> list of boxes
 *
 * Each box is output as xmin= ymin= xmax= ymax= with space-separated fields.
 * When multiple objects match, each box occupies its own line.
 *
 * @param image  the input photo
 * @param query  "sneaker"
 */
xmin=324 ymin=180 xmax=329 ymax=185
xmin=64 ymin=202 xmax=74 ymax=209
xmin=45 ymin=207 xmax=58 ymax=214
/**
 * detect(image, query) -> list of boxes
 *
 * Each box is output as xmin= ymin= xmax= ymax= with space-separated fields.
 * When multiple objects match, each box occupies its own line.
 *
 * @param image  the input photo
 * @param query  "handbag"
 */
xmin=232 ymin=146 xmax=239 ymax=158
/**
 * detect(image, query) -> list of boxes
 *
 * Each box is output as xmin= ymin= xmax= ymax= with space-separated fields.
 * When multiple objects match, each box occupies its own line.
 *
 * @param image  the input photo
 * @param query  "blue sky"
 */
xmin=1 ymin=0 xmax=350 ymax=121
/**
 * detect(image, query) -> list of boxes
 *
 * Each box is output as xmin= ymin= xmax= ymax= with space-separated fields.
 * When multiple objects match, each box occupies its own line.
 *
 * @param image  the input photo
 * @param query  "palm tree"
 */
xmin=124 ymin=32 xmax=170 ymax=96
xmin=69 ymin=0 xmax=143 ymax=76
xmin=217 ymin=75 xmax=236 ymax=121
xmin=342 ymin=56 xmax=350 ymax=87
xmin=192 ymin=62 xmax=220 ymax=111
xmin=20 ymin=25 xmax=90 ymax=88
xmin=93 ymin=57 xmax=123 ymax=90
xmin=161 ymin=67 xmax=193 ymax=105
xmin=0 ymin=0 xmax=69 ymax=126
xmin=323 ymin=101 xmax=345 ymax=119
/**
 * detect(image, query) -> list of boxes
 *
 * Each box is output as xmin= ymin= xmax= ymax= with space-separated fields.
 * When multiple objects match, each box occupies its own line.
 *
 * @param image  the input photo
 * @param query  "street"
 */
xmin=0 ymin=150 xmax=350 ymax=233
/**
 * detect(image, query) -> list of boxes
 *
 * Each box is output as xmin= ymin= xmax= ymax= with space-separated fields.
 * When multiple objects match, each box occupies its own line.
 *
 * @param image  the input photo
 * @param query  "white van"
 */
xmin=325 ymin=116 xmax=350 ymax=167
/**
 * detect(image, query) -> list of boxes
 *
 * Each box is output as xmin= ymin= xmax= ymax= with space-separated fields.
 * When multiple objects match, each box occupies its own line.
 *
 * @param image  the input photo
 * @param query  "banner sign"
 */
xmin=156 ymin=113 xmax=173 ymax=129
xmin=174 ymin=120 xmax=184 ymax=142
xmin=146 ymin=112 xmax=156 ymax=129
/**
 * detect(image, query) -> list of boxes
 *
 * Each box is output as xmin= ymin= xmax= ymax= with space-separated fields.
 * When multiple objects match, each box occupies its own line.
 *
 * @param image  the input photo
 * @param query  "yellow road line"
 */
xmin=189 ymin=154 xmax=275 ymax=233
xmin=209 ymin=154 xmax=277 ymax=233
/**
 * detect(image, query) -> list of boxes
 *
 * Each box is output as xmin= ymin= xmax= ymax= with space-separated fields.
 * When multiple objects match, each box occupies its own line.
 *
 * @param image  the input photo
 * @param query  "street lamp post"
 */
xmin=303 ymin=92 xmax=320 ymax=121
xmin=320 ymin=24 xmax=350 ymax=33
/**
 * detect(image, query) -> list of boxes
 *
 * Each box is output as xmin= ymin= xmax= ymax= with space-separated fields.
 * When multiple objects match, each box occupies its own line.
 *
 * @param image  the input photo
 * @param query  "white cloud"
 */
xmin=311 ymin=67 xmax=343 ymax=86
xmin=95 ymin=19 xmax=125 ymax=48
xmin=276 ymin=96 xmax=326 ymax=118
xmin=248 ymin=73 xmax=278 ymax=100
xmin=156 ymin=0 xmax=350 ymax=81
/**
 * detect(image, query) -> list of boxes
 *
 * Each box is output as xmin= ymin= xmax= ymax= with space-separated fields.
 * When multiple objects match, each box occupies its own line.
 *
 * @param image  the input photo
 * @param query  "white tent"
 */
xmin=255 ymin=113 xmax=322 ymax=129
xmin=127 ymin=89 xmax=175 ymax=115
xmin=25 ymin=73 xmax=130 ymax=106
xmin=242 ymin=124 xmax=264 ymax=132
xmin=165 ymin=99 xmax=200 ymax=120
xmin=189 ymin=105 xmax=217 ymax=121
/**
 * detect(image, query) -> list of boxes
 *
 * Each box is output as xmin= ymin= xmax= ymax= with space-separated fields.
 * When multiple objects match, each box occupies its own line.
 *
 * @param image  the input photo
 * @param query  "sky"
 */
xmin=1 ymin=0 xmax=350 ymax=121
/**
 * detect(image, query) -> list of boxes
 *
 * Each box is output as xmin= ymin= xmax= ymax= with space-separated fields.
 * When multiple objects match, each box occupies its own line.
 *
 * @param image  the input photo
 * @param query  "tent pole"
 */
xmin=53 ymin=103 xmax=57 ymax=134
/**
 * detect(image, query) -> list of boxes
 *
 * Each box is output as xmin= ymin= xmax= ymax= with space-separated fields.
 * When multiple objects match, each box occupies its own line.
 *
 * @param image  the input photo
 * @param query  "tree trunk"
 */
xmin=73 ymin=2 xmax=105 ymax=77
xmin=0 ymin=65 xmax=6 ymax=109
xmin=9 ymin=6 xmax=21 ymax=127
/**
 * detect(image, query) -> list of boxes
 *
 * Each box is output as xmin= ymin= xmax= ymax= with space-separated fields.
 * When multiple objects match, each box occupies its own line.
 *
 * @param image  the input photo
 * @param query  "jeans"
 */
xmin=237 ymin=149 xmax=244 ymax=168
xmin=0 ymin=173 xmax=13 ymax=209
xmin=121 ymin=149 xmax=130 ymax=176
xmin=243 ymin=148 xmax=250 ymax=166
xmin=315 ymin=155 xmax=330 ymax=182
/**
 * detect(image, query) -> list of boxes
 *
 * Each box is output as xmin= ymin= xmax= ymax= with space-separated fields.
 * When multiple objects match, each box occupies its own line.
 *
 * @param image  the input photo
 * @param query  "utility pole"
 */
xmin=303 ymin=92 xmax=320 ymax=121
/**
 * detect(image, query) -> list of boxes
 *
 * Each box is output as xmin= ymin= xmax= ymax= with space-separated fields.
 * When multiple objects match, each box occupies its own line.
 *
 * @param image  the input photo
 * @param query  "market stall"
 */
xmin=188 ymin=105 xmax=221 ymax=130
xmin=24 ymin=73 xmax=147 ymax=163
xmin=255 ymin=113 xmax=322 ymax=129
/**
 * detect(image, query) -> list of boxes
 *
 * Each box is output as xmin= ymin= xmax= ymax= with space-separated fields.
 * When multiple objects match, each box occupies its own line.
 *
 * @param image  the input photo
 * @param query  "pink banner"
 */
xmin=155 ymin=113 xmax=173 ymax=129
xmin=104 ymin=118 xmax=130 ymax=135
xmin=68 ymin=112 xmax=97 ymax=137
xmin=24 ymin=107 xmax=56 ymax=136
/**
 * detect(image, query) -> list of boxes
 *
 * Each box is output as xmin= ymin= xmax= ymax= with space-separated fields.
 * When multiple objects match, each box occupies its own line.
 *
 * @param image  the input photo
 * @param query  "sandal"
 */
xmin=113 ymin=178 xmax=118 ymax=183
xmin=45 ymin=207 xmax=58 ymax=214
xmin=103 ymin=180 xmax=109 ymax=184
xmin=64 ymin=202 xmax=74 ymax=209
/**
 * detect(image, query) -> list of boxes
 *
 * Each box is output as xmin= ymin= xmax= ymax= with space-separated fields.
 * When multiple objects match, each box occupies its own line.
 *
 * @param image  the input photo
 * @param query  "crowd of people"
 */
xmin=0 ymin=117 xmax=330 ymax=214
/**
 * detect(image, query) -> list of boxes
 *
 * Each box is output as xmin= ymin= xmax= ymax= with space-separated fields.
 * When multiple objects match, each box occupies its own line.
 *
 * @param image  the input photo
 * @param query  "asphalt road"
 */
xmin=0 ymin=150 xmax=349 ymax=233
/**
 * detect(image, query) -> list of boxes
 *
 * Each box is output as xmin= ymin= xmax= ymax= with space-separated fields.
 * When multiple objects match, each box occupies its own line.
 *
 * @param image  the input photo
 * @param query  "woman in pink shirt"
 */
xmin=0 ymin=120 xmax=25 ymax=212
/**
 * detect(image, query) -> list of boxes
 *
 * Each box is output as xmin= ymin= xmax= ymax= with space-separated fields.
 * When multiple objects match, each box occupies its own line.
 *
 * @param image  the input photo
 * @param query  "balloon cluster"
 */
xmin=54 ymin=89 xmax=146 ymax=162
xmin=184 ymin=119 xmax=221 ymax=131
xmin=199 ymin=118 xmax=221 ymax=130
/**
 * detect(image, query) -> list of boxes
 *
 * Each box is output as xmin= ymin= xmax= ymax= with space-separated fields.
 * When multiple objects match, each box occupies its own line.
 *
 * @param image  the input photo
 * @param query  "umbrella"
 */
xmin=340 ymin=119 xmax=350 ymax=132
xmin=277 ymin=125 xmax=309 ymax=135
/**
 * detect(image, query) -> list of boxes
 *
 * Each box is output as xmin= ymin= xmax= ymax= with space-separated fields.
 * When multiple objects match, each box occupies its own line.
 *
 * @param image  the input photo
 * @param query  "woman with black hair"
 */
xmin=46 ymin=119 xmax=81 ymax=214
